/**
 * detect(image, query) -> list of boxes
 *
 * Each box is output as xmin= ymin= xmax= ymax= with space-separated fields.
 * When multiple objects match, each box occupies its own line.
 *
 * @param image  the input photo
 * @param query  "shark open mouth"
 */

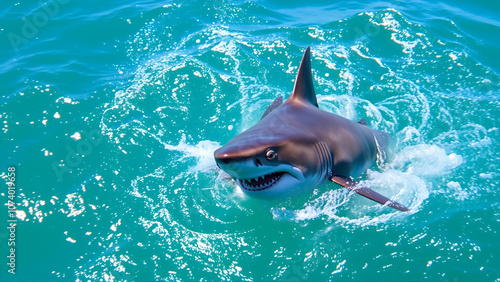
xmin=239 ymin=172 xmax=284 ymax=191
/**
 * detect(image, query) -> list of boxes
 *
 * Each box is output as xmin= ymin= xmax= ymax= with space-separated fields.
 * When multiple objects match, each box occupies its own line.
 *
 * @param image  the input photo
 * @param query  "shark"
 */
xmin=214 ymin=47 xmax=409 ymax=212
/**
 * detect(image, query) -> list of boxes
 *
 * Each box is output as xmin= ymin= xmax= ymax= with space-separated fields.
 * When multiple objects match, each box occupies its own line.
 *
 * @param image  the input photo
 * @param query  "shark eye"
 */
xmin=266 ymin=149 xmax=277 ymax=160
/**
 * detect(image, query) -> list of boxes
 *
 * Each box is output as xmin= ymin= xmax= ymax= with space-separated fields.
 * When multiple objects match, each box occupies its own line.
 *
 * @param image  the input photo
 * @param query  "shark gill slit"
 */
xmin=315 ymin=142 xmax=333 ymax=180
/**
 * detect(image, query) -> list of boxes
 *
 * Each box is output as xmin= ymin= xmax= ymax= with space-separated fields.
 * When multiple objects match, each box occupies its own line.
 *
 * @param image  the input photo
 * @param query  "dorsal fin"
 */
xmin=261 ymin=96 xmax=283 ymax=120
xmin=290 ymin=47 xmax=318 ymax=107
xmin=358 ymin=118 xmax=367 ymax=126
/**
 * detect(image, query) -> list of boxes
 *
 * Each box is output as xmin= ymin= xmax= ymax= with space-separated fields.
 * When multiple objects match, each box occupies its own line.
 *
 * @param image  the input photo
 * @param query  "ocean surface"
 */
xmin=1 ymin=0 xmax=499 ymax=280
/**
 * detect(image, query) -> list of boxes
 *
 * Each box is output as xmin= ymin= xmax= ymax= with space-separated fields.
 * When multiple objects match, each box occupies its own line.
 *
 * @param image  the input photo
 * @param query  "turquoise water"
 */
xmin=1 ymin=0 xmax=499 ymax=280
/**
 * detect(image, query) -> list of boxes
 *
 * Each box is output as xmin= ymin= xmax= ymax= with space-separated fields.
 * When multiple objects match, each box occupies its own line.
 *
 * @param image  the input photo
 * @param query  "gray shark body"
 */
xmin=214 ymin=47 xmax=408 ymax=211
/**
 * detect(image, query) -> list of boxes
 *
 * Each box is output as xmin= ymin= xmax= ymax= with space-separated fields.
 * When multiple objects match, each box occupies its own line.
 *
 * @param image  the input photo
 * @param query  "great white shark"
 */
xmin=214 ymin=47 xmax=409 ymax=212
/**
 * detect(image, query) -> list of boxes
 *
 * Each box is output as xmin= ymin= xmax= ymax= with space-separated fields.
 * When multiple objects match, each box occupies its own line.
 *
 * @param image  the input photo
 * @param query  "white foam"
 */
xmin=137 ymin=129 xmax=220 ymax=174
xmin=391 ymin=144 xmax=463 ymax=176
xmin=479 ymin=173 xmax=493 ymax=179
xmin=351 ymin=44 xmax=385 ymax=68
xmin=446 ymin=181 xmax=468 ymax=201
xmin=277 ymin=189 xmax=351 ymax=221
xmin=70 ymin=132 xmax=81 ymax=140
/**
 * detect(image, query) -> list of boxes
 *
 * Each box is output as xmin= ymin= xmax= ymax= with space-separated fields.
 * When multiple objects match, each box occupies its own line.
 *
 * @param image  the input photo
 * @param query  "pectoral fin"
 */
xmin=330 ymin=176 xmax=409 ymax=212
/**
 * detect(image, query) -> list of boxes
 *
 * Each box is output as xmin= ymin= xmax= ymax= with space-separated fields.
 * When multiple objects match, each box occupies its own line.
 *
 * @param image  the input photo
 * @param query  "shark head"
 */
xmin=214 ymin=47 xmax=330 ymax=197
xmin=214 ymin=119 xmax=328 ymax=197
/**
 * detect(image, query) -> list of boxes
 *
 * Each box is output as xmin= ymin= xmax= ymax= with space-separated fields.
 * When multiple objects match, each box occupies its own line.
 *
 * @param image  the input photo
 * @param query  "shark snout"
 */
xmin=214 ymin=147 xmax=256 ymax=169
xmin=214 ymin=146 xmax=261 ymax=165
xmin=213 ymin=147 xmax=235 ymax=166
xmin=213 ymin=148 xmax=229 ymax=164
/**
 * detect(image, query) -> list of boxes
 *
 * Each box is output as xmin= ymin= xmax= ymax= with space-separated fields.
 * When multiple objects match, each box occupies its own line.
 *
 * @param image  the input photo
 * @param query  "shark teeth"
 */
xmin=240 ymin=172 xmax=284 ymax=191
